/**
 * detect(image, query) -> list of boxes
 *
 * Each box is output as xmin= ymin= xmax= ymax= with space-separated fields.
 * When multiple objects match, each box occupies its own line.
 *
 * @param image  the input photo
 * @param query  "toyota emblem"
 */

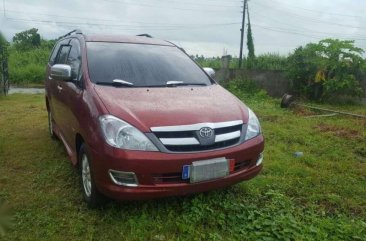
xmin=199 ymin=127 xmax=214 ymax=138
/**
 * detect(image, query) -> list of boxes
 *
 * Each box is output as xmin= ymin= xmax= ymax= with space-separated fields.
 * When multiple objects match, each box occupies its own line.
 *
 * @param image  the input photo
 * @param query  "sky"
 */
xmin=0 ymin=0 xmax=365 ymax=57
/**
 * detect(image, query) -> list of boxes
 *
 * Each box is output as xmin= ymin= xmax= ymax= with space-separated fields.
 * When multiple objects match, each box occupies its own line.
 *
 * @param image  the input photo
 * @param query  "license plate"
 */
xmin=182 ymin=157 xmax=229 ymax=183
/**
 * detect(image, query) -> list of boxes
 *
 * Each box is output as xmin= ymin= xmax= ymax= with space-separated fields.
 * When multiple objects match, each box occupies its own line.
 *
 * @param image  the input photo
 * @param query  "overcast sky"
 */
xmin=0 ymin=0 xmax=365 ymax=57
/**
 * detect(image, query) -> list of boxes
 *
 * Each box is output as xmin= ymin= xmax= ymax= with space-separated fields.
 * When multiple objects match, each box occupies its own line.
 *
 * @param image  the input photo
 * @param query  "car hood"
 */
xmin=94 ymin=84 xmax=248 ymax=132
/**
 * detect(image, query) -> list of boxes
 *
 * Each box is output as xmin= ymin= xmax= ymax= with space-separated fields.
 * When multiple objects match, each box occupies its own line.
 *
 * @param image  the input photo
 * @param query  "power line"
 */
xmin=259 ymin=0 xmax=365 ymax=19
xmin=252 ymin=24 xmax=366 ymax=41
xmin=176 ymin=0 xmax=241 ymax=2
xmin=252 ymin=1 xmax=366 ymax=30
xmin=5 ymin=16 xmax=240 ymax=30
xmin=3 ymin=9 xmax=238 ymax=25
xmin=100 ymin=0 xmax=240 ymax=12
xmin=129 ymin=0 xmax=241 ymax=8
xmin=4 ymin=9 xmax=118 ymax=22
xmin=250 ymin=10 xmax=366 ymax=40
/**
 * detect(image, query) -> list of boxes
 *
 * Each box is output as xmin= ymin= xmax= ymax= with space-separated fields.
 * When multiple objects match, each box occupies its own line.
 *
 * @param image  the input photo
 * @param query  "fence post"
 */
xmin=216 ymin=55 xmax=231 ymax=83
xmin=0 ymin=45 xmax=9 ymax=96
xmin=0 ymin=44 xmax=3 ymax=96
xmin=3 ymin=58 xmax=8 ymax=95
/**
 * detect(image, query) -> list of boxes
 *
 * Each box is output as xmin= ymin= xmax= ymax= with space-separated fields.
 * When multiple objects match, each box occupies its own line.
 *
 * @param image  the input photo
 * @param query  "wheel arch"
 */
xmin=45 ymin=97 xmax=50 ymax=112
xmin=75 ymin=133 xmax=85 ymax=166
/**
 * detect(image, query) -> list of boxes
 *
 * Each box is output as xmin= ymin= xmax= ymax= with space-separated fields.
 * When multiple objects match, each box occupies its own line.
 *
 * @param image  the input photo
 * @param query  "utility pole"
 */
xmin=238 ymin=0 xmax=247 ymax=68
xmin=3 ymin=0 xmax=5 ymax=17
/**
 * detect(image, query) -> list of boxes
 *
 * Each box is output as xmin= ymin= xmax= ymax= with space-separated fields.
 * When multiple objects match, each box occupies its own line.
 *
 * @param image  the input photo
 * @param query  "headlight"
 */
xmin=245 ymin=108 xmax=261 ymax=140
xmin=99 ymin=115 xmax=158 ymax=151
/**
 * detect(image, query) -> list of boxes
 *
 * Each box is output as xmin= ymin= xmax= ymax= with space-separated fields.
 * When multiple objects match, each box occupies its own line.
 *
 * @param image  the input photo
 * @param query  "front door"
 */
xmin=57 ymin=38 xmax=83 ymax=151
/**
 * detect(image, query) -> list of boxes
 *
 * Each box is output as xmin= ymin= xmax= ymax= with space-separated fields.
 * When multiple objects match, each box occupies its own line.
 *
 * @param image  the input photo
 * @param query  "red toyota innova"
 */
xmin=45 ymin=30 xmax=264 ymax=207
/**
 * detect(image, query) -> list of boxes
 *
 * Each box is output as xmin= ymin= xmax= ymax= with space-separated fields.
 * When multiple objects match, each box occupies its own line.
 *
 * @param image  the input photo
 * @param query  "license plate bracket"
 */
xmin=188 ymin=157 xmax=228 ymax=183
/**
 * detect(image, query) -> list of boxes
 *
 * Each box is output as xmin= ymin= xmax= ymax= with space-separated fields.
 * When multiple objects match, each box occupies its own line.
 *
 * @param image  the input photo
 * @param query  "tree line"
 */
xmin=1 ymin=28 xmax=365 ymax=101
xmin=194 ymin=39 xmax=366 ymax=101
xmin=0 ymin=28 xmax=55 ymax=86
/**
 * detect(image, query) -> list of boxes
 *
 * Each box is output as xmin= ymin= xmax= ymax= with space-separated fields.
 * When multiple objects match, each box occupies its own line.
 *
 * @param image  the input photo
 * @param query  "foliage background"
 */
xmin=3 ymin=28 xmax=366 ymax=100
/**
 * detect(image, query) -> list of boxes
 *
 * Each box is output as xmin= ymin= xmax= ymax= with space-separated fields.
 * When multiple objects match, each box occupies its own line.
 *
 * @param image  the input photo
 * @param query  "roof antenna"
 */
xmin=136 ymin=34 xmax=153 ymax=38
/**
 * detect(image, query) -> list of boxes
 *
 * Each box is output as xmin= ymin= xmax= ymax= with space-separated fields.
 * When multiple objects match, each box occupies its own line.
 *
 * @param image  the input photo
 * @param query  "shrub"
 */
xmin=286 ymin=39 xmax=366 ymax=100
xmin=8 ymin=42 xmax=52 ymax=85
xmin=246 ymin=53 xmax=287 ymax=71
xmin=194 ymin=54 xmax=287 ymax=71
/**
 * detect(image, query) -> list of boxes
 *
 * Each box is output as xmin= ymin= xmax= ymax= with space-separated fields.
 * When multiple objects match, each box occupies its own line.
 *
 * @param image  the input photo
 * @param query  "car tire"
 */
xmin=47 ymin=110 xmax=56 ymax=139
xmin=79 ymin=143 xmax=106 ymax=208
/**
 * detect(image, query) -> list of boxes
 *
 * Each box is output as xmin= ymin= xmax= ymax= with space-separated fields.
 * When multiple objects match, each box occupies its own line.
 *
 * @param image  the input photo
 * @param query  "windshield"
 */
xmin=86 ymin=42 xmax=213 ymax=87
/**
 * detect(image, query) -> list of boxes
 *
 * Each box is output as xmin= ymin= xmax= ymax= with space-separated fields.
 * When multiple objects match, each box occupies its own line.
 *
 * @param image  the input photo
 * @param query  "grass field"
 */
xmin=0 ymin=90 xmax=365 ymax=241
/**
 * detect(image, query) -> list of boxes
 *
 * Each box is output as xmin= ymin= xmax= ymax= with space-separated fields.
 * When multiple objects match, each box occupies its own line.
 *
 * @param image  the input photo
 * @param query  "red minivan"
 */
xmin=45 ymin=30 xmax=264 ymax=207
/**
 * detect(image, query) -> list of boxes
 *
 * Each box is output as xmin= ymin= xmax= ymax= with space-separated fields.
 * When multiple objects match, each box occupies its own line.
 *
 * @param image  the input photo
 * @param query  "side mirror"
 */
xmin=203 ymin=67 xmax=215 ymax=79
xmin=51 ymin=64 xmax=72 ymax=81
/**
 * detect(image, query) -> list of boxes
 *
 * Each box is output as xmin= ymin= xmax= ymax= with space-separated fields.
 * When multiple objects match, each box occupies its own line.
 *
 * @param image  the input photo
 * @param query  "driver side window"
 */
xmin=55 ymin=45 xmax=71 ymax=65
xmin=67 ymin=39 xmax=82 ymax=82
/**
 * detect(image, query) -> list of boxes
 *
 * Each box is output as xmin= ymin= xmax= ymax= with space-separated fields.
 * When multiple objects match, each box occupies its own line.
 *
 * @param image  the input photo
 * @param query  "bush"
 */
xmin=286 ymin=39 xmax=366 ymax=101
xmin=8 ymin=42 xmax=51 ymax=85
xmin=194 ymin=54 xmax=287 ymax=71
xmin=246 ymin=53 xmax=287 ymax=71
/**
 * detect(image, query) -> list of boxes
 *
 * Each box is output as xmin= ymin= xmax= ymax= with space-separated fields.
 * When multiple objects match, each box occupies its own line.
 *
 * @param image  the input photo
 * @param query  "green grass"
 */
xmin=0 ymin=92 xmax=365 ymax=241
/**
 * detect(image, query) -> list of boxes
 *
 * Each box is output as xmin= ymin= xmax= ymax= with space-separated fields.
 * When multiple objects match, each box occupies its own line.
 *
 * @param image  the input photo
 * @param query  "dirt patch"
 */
xmin=260 ymin=115 xmax=280 ymax=122
xmin=358 ymin=119 xmax=366 ymax=128
xmin=293 ymin=106 xmax=316 ymax=116
xmin=316 ymin=124 xmax=361 ymax=139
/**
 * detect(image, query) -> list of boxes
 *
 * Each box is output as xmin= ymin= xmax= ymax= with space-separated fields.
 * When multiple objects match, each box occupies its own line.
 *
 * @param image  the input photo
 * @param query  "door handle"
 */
xmin=57 ymin=85 xmax=63 ymax=91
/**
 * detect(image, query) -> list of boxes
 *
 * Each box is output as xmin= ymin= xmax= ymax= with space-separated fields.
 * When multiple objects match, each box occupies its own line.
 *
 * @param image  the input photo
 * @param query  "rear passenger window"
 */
xmin=55 ymin=45 xmax=71 ymax=64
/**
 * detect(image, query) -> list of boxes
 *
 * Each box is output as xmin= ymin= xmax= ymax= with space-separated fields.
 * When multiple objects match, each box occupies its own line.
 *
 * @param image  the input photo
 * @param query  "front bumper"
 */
xmin=89 ymin=135 xmax=264 ymax=200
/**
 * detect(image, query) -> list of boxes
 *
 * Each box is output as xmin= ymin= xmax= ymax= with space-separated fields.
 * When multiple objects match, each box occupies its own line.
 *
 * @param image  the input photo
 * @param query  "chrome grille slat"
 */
xmin=215 ymin=130 xmax=241 ymax=143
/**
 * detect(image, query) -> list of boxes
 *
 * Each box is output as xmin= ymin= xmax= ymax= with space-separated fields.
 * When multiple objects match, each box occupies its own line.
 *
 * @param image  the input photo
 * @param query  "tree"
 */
xmin=0 ymin=32 xmax=9 ymax=72
xmin=245 ymin=4 xmax=255 ymax=70
xmin=286 ymin=38 xmax=366 ymax=100
xmin=0 ymin=32 xmax=7 ymax=48
xmin=0 ymin=32 xmax=9 ymax=55
xmin=12 ymin=28 xmax=41 ymax=51
xmin=246 ymin=12 xmax=255 ymax=61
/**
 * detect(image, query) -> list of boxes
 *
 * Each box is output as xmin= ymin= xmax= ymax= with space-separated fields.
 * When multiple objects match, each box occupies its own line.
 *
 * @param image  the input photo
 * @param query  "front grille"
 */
xmin=151 ymin=120 xmax=244 ymax=152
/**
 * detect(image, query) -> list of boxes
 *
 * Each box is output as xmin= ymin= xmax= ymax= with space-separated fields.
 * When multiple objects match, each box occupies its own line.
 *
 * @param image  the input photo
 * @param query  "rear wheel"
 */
xmin=79 ymin=143 xmax=106 ymax=208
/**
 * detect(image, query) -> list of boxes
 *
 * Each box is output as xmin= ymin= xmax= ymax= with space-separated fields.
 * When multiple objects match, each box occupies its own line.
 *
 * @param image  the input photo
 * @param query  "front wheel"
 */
xmin=79 ymin=144 xmax=106 ymax=208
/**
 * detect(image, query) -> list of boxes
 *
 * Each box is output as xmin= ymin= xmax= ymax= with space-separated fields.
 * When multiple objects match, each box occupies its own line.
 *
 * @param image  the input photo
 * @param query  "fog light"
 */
xmin=109 ymin=170 xmax=138 ymax=187
xmin=256 ymin=153 xmax=264 ymax=166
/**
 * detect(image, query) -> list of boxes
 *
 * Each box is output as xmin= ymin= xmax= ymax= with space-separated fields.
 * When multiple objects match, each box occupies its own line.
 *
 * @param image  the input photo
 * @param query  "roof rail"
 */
xmin=60 ymin=29 xmax=83 ymax=39
xmin=165 ymin=40 xmax=185 ymax=52
xmin=136 ymin=34 xmax=153 ymax=38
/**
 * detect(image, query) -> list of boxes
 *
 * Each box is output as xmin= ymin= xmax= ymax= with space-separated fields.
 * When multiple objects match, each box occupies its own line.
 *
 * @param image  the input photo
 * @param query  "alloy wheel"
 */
xmin=81 ymin=154 xmax=92 ymax=197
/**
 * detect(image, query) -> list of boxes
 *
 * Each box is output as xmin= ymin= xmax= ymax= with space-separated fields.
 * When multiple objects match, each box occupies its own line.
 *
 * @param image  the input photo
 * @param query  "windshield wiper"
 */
xmin=166 ymin=81 xmax=207 ymax=87
xmin=96 ymin=79 xmax=134 ymax=87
